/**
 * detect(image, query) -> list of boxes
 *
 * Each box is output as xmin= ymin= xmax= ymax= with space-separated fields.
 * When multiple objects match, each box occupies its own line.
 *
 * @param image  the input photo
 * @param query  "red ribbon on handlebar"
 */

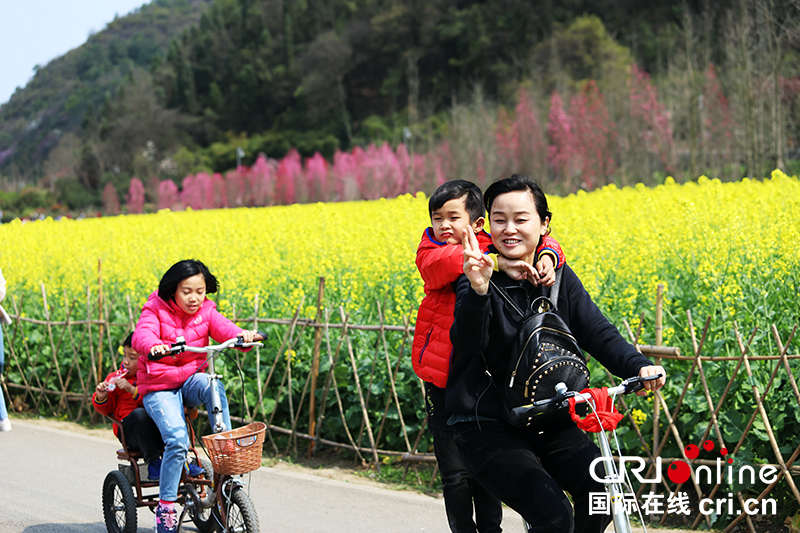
xmin=568 ymin=387 xmax=624 ymax=433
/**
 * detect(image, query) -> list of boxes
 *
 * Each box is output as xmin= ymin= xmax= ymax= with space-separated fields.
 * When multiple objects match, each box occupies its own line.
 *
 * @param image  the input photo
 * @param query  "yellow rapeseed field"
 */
xmin=1 ymin=171 xmax=798 ymax=345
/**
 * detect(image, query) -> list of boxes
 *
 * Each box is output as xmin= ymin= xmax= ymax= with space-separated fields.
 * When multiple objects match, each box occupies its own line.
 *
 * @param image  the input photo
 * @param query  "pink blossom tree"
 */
xmin=331 ymin=148 xmax=359 ymax=201
xmin=275 ymin=149 xmax=301 ymax=204
xmin=702 ymin=64 xmax=736 ymax=176
xmin=250 ymin=155 xmax=275 ymax=206
xmin=102 ymin=182 xmax=120 ymax=215
xmin=569 ymin=81 xmax=616 ymax=189
xmin=126 ymin=177 xmax=146 ymax=214
xmin=304 ymin=152 xmax=329 ymax=203
xmin=211 ymin=173 xmax=227 ymax=208
xmin=547 ymin=92 xmax=578 ymax=187
xmin=157 ymin=180 xmax=179 ymax=210
xmin=628 ymin=65 xmax=674 ymax=172
xmin=514 ymin=90 xmax=548 ymax=179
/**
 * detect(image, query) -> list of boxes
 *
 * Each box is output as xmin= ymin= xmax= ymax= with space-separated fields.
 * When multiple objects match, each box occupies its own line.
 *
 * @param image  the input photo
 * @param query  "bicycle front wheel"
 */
xmin=215 ymin=487 xmax=260 ymax=533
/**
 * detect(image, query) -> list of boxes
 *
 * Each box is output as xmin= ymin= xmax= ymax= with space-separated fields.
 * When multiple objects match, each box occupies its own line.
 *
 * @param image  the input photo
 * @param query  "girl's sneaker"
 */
xmin=155 ymin=502 xmax=177 ymax=533
xmin=0 ymin=418 xmax=11 ymax=432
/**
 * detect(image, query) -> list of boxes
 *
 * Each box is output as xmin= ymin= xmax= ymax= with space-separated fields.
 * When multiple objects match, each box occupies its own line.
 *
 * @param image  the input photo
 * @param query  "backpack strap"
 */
xmin=489 ymin=279 xmax=525 ymax=318
xmin=549 ymin=267 xmax=563 ymax=310
xmin=530 ymin=267 xmax=563 ymax=314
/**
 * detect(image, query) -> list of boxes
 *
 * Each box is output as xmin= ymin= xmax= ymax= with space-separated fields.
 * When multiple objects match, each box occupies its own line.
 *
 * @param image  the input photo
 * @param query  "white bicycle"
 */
xmin=517 ymin=374 xmax=663 ymax=533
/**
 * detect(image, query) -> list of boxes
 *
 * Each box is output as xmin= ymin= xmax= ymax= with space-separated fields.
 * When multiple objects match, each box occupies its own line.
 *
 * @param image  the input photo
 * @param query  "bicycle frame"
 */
xmin=163 ymin=335 xmax=264 ymax=531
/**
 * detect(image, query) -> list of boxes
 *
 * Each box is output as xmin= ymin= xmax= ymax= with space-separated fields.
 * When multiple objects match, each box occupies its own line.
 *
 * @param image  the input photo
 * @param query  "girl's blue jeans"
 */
xmin=0 ymin=325 xmax=8 ymax=421
xmin=143 ymin=373 xmax=231 ymax=501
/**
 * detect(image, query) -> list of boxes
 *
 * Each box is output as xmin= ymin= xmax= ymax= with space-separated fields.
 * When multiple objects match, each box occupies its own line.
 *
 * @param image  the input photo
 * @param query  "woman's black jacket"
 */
xmin=445 ymin=264 xmax=653 ymax=419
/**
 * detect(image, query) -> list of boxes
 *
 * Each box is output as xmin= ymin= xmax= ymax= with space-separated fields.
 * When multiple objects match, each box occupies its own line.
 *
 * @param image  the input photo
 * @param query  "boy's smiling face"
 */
xmin=431 ymin=196 xmax=484 ymax=245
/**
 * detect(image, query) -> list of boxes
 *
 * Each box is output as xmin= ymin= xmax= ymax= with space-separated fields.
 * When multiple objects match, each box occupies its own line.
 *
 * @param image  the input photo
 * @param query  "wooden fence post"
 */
xmin=653 ymin=284 xmax=663 ymax=479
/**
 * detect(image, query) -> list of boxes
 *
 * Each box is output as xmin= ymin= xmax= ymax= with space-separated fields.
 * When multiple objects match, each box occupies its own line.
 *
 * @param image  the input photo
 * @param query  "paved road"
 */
xmin=0 ymin=420 xmax=528 ymax=533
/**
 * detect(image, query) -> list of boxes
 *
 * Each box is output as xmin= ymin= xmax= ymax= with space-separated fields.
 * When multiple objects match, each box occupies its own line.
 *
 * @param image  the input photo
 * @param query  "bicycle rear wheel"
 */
xmin=102 ymin=470 xmax=138 ymax=533
xmin=189 ymin=457 xmax=217 ymax=533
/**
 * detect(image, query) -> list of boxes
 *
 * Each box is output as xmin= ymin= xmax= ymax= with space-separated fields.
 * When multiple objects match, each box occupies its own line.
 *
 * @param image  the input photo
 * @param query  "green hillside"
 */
xmin=0 ymin=0 xmax=212 ymax=179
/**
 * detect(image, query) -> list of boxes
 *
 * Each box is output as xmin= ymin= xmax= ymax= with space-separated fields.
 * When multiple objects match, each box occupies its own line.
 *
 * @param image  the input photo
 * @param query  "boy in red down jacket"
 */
xmin=93 ymin=332 xmax=166 ymax=480
xmin=412 ymin=179 xmax=564 ymax=533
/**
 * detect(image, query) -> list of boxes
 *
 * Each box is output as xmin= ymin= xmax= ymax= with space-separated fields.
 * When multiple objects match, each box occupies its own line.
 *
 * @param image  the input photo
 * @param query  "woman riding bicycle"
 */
xmin=133 ymin=259 xmax=258 ymax=533
xmin=447 ymin=175 xmax=666 ymax=533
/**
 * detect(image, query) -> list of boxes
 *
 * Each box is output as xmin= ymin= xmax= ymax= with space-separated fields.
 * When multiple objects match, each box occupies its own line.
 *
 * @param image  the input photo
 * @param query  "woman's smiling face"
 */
xmin=489 ymin=190 xmax=548 ymax=263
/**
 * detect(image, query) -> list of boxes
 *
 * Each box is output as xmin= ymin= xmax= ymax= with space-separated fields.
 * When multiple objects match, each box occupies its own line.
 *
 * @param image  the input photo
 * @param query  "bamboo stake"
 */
xmin=723 ymin=445 xmax=800 ymax=533
xmin=286 ymin=368 xmax=312 ymax=455
xmin=771 ymin=324 xmax=799 ymax=405
xmin=14 ymin=295 xmax=53 ymax=412
xmin=97 ymin=259 xmax=104 ymax=382
xmin=314 ymin=309 xmax=349 ymax=452
xmin=257 ymin=298 xmax=305 ymax=412
xmin=355 ymin=320 xmax=382 ymax=453
xmin=692 ymin=326 xmax=789 ymax=529
xmin=377 ymin=312 xmax=413 ymax=449
xmin=39 ymin=283 xmax=65 ymax=405
xmin=308 ymin=277 xmax=325 ymax=456
xmin=8 ymin=295 xmax=37 ymax=408
xmin=635 ymin=314 xmax=709 ymax=498
xmin=253 ymin=293 xmax=262 ymax=420
xmin=374 ymin=302 xmax=411 ymax=451
xmin=654 ymin=391 xmax=712 ymax=529
xmin=340 ymin=306 xmax=380 ymax=470
xmin=653 ymin=285 xmax=662 ymax=463
xmin=734 ymin=323 xmax=800 ymax=505
xmin=126 ymin=294 xmax=135 ymax=330
xmin=55 ymin=296 xmax=78 ymax=410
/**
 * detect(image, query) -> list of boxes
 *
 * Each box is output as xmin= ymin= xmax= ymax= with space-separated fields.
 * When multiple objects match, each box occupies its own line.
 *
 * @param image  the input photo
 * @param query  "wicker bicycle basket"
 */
xmin=201 ymin=422 xmax=266 ymax=475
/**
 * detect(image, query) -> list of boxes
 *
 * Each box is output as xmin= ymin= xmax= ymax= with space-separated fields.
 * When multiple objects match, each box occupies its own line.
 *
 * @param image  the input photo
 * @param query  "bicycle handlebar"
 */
xmin=148 ymin=332 xmax=268 ymax=360
xmin=510 ymin=374 xmax=663 ymax=421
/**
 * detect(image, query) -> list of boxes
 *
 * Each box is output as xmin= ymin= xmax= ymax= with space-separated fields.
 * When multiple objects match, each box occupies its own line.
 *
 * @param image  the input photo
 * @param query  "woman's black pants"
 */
xmin=452 ymin=418 xmax=612 ymax=533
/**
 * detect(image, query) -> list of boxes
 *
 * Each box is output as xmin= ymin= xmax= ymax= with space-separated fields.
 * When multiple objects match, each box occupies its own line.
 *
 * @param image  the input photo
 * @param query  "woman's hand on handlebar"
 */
xmin=637 ymin=365 xmax=666 ymax=396
xmin=462 ymin=228 xmax=493 ymax=295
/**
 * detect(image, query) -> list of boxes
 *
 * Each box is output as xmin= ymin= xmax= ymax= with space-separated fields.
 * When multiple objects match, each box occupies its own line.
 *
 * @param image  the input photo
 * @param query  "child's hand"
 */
xmin=115 ymin=378 xmax=134 ymax=395
xmin=535 ymin=255 xmax=556 ymax=287
xmin=150 ymin=344 xmax=171 ymax=356
xmin=462 ymin=228 xmax=493 ymax=295
xmin=95 ymin=381 xmax=109 ymax=401
xmin=496 ymin=255 xmax=538 ymax=282
xmin=240 ymin=329 xmax=257 ymax=342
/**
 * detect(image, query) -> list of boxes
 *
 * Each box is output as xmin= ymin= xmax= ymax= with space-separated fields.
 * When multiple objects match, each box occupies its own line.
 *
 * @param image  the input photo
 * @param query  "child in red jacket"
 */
xmin=412 ymin=179 xmax=564 ymax=533
xmin=92 ymin=332 xmax=165 ymax=481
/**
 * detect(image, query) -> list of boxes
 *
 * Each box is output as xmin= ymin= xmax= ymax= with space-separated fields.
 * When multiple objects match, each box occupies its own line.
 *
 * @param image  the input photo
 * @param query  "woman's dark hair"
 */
xmin=429 ymin=179 xmax=485 ymax=223
xmin=122 ymin=331 xmax=134 ymax=348
xmin=157 ymin=259 xmax=219 ymax=301
xmin=484 ymin=174 xmax=552 ymax=233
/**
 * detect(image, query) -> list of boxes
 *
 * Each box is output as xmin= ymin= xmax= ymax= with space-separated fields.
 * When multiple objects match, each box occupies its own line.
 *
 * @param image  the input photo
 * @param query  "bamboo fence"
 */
xmin=0 ymin=279 xmax=797 ymax=531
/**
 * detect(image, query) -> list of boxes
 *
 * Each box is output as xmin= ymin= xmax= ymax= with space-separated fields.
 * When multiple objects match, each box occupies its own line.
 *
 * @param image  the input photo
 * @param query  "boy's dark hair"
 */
xmin=122 ymin=332 xmax=134 ymax=348
xmin=157 ymin=259 xmax=219 ymax=301
xmin=484 ymin=174 xmax=552 ymax=229
xmin=429 ymin=179 xmax=485 ymax=223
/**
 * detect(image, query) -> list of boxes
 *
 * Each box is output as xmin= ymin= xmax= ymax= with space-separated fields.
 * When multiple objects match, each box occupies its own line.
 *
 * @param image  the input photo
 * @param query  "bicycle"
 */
xmin=515 ymin=374 xmax=663 ymax=533
xmin=102 ymin=333 xmax=267 ymax=533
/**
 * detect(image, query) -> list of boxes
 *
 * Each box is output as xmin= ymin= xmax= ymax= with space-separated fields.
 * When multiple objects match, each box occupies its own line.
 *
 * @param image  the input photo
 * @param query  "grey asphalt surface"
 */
xmin=0 ymin=419 xmax=528 ymax=533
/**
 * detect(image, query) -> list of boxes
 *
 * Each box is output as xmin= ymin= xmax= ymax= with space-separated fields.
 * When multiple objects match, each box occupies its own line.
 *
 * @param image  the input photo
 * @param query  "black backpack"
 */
xmin=490 ymin=269 xmax=590 ymax=427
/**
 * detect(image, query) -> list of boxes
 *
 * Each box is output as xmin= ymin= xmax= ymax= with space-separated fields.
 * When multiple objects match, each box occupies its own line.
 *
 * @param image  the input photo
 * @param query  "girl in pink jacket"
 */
xmin=133 ymin=259 xmax=257 ymax=533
